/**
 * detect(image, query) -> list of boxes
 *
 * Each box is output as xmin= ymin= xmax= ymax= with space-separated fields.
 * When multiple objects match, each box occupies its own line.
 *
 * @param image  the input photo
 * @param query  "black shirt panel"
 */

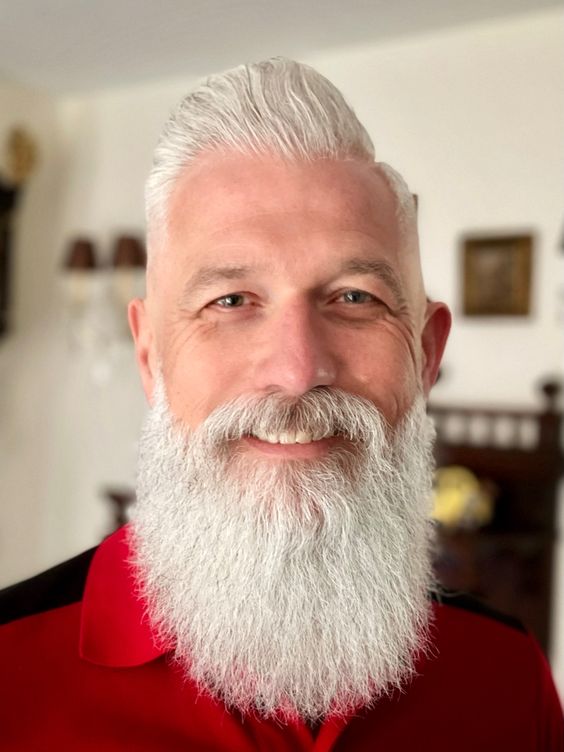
xmin=0 ymin=546 xmax=97 ymax=625
xmin=430 ymin=588 xmax=526 ymax=634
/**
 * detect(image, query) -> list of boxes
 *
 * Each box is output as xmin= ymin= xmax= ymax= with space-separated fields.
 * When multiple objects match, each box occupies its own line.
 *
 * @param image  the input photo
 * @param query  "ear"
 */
xmin=128 ymin=298 xmax=157 ymax=405
xmin=420 ymin=300 xmax=451 ymax=397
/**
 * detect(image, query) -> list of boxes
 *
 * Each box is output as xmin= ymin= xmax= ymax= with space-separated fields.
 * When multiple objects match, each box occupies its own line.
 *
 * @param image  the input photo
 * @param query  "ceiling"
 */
xmin=0 ymin=0 xmax=559 ymax=95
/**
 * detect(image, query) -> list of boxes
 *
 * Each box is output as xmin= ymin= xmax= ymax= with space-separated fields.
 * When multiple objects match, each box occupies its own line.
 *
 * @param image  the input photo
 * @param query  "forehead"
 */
xmin=166 ymin=152 xmax=399 ymax=249
xmin=152 ymin=153 xmax=426 ymax=317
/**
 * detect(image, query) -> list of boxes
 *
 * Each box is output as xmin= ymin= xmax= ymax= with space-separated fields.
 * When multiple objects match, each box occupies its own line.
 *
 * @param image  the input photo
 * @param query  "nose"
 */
xmin=255 ymin=301 xmax=338 ymax=396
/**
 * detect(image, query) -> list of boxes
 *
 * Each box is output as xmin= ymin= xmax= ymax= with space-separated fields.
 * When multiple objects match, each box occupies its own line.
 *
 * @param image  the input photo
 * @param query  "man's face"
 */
xmin=130 ymin=152 xmax=450 ymax=717
xmin=130 ymin=153 xmax=449 ymax=441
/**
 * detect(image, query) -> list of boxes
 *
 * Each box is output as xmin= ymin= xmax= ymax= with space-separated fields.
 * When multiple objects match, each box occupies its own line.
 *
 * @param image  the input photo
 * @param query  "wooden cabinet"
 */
xmin=430 ymin=381 xmax=562 ymax=654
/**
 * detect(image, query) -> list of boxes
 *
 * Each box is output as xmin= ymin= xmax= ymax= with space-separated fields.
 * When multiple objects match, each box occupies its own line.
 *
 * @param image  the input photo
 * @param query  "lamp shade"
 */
xmin=64 ymin=238 xmax=97 ymax=270
xmin=112 ymin=235 xmax=146 ymax=268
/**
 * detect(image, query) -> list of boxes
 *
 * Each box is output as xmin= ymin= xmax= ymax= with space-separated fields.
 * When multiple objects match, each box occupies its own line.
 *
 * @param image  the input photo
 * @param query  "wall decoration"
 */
xmin=0 ymin=127 xmax=38 ymax=337
xmin=462 ymin=234 xmax=533 ymax=316
xmin=60 ymin=234 xmax=146 ymax=382
xmin=0 ymin=180 xmax=18 ymax=336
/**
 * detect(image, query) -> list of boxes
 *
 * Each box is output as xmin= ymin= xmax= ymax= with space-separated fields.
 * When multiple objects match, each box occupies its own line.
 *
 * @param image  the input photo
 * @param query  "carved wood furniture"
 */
xmin=429 ymin=380 xmax=563 ymax=654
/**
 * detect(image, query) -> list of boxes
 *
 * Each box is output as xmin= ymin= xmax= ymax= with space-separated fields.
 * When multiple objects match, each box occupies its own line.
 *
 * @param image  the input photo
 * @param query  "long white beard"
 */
xmin=131 ymin=380 xmax=437 ymax=722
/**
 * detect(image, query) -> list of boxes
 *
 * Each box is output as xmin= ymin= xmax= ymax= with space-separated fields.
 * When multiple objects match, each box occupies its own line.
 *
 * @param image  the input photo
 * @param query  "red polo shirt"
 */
xmin=0 ymin=525 xmax=562 ymax=750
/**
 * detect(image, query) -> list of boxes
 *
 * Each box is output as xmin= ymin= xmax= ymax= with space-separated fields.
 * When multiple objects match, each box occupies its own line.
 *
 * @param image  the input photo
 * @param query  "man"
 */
xmin=1 ymin=58 xmax=562 ymax=750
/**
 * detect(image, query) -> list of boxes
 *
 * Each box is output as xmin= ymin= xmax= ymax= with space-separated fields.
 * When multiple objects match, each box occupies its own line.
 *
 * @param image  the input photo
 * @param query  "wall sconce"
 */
xmin=61 ymin=235 xmax=145 ymax=378
xmin=111 ymin=235 xmax=147 ymax=334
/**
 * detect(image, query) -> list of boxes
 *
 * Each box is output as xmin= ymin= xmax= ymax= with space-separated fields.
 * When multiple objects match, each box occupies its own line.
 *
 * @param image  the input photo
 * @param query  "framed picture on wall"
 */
xmin=462 ymin=234 xmax=533 ymax=316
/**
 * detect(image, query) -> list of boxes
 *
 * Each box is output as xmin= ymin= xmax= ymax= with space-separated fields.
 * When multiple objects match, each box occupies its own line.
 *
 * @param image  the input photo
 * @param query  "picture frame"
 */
xmin=462 ymin=234 xmax=533 ymax=316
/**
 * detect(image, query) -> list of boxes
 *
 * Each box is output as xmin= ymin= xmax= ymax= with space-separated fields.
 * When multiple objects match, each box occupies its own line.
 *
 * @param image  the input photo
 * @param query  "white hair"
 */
xmin=131 ymin=378 xmax=436 ymax=721
xmin=145 ymin=57 xmax=416 ymax=260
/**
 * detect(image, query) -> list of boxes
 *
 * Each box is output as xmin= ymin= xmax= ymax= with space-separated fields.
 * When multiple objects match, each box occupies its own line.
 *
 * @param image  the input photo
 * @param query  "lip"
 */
xmin=242 ymin=434 xmax=342 ymax=459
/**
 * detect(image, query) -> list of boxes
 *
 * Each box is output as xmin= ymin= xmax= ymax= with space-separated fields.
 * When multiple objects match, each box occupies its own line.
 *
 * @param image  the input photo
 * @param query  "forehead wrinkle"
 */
xmin=341 ymin=257 xmax=408 ymax=308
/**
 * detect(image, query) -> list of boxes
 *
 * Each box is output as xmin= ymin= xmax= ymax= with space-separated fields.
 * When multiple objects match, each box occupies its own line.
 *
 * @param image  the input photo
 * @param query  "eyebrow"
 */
xmin=340 ymin=258 xmax=407 ymax=307
xmin=180 ymin=264 xmax=259 ymax=303
xmin=179 ymin=257 xmax=407 ymax=308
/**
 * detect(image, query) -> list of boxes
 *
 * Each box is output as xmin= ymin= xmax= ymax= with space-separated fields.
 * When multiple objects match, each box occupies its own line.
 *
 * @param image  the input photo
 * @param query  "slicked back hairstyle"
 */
xmin=145 ymin=57 xmax=416 ymax=260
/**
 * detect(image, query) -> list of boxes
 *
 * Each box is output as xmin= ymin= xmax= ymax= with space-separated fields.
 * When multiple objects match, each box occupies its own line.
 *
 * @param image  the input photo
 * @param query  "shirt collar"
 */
xmin=79 ymin=524 xmax=435 ymax=676
xmin=78 ymin=523 xmax=427 ymax=745
xmin=79 ymin=524 xmax=167 ymax=667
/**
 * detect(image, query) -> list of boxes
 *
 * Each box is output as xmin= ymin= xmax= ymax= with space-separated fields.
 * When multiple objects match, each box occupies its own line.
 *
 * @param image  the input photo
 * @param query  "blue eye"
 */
xmin=342 ymin=290 xmax=374 ymax=304
xmin=215 ymin=294 xmax=245 ymax=308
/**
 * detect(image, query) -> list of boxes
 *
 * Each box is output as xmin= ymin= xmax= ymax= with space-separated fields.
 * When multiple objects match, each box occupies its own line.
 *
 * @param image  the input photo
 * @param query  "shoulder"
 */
xmin=429 ymin=588 xmax=535 ymax=666
xmin=430 ymin=588 xmax=527 ymax=634
xmin=425 ymin=590 xmax=563 ymax=746
xmin=0 ymin=546 xmax=98 ymax=626
xmin=428 ymin=588 xmax=543 ymax=693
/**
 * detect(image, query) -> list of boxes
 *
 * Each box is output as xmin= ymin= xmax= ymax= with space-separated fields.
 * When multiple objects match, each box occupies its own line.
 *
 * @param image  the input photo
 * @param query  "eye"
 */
xmin=340 ymin=289 xmax=376 ymax=304
xmin=213 ymin=293 xmax=246 ymax=308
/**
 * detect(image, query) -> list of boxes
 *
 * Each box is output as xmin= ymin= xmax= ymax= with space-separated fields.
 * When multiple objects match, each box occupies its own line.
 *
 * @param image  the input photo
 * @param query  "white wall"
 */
xmin=57 ymin=7 xmax=564 ymax=407
xmin=309 ymin=12 xmax=564 ymax=408
xmin=0 ymin=81 xmax=67 ymax=585
xmin=0 ymin=7 xmax=562 ymax=693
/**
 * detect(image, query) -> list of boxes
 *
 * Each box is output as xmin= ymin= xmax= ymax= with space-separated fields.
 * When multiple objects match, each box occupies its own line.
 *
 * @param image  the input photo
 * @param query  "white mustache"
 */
xmin=182 ymin=387 xmax=391 ymax=447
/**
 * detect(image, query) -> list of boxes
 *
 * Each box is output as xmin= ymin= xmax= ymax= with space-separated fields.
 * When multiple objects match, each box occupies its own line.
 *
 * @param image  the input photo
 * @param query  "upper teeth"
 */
xmin=252 ymin=430 xmax=328 ymax=444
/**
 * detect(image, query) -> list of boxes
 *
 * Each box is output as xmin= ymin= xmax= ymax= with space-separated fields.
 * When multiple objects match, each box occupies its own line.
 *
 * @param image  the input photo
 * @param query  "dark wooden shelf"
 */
xmin=429 ymin=380 xmax=562 ymax=655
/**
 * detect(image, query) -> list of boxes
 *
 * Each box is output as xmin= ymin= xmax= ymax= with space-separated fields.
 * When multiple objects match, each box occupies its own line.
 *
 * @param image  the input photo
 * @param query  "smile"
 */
xmin=242 ymin=433 xmax=341 ymax=459
xmin=250 ymin=429 xmax=335 ymax=445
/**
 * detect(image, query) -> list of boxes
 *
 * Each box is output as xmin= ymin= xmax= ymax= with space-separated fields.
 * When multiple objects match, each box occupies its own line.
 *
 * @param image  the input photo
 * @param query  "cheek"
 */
xmin=160 ymin=325 xmax=253 ymax=428
xmin=339 ymin=330 xmax=420 ymax=422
